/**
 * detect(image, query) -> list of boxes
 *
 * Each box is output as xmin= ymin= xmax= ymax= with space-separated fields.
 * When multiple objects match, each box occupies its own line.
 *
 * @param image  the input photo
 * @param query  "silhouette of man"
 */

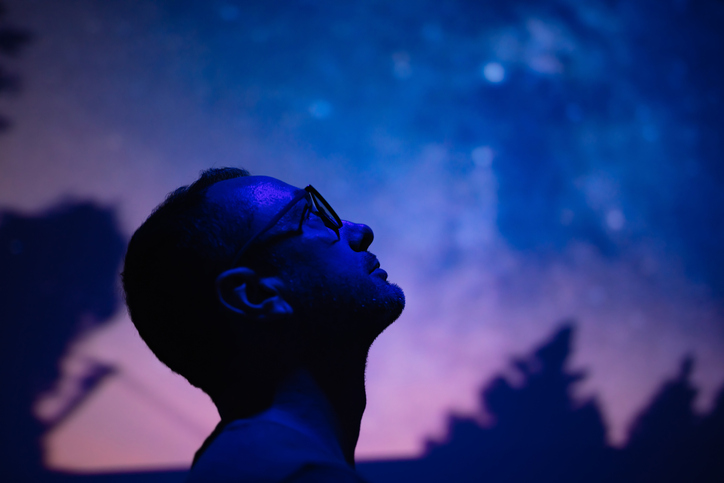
xmin=122 ymin=168 xmax=405 ymax=482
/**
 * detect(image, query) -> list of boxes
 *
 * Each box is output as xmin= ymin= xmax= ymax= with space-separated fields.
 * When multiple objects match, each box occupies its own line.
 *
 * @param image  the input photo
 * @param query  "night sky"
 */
xmin=1 ymin=0 xmax=723 ymax=472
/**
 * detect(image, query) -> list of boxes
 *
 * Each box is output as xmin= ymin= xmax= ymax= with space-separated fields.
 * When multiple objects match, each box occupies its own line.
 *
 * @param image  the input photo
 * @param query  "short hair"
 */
xmin=122 ymin=167 xmax=253 ymax=399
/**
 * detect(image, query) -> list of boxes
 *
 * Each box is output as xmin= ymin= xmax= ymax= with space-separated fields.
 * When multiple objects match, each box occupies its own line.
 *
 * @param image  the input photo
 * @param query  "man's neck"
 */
xmin=260 ymin=369 xmax=348 ymax=463
xmin=217 ymin=362 xmax=367 ymax=467
xmin=273 ymin=362 xmax=367 ymax=467
xmin=307 ymin=349 xmax=368 ymax=466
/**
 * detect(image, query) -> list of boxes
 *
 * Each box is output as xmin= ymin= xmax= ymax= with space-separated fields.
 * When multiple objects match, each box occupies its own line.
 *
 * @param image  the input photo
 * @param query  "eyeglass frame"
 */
xmin=227 ymin=185 xmax=343 ymax=269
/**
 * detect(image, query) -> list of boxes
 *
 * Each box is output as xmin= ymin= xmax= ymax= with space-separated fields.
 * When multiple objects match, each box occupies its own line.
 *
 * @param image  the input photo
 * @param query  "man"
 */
xmin=122 ymin=168 xmax=405 ymax=482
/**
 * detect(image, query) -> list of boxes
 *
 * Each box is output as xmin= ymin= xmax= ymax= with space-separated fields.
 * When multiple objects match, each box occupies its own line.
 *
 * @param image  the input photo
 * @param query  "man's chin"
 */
xmin=386 ymin=282 xmax=405 ymax=321
xmin=366 ymin=282 xmax=405 ymax=338
xmin=290 ymin=276 xmax=404 ymax=342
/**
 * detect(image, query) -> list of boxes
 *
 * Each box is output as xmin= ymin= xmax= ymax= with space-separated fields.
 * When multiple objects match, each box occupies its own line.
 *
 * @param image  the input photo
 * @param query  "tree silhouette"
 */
xmin=359 ymin=324 xmax=724 ymax=483
xmin=418 ymin=324 xmax=610 ymax=483
xmin=359 ymin=324 xmax=612 ymax=483
xmin=0 ymin=202 xmax=126 ymax=481
xmin=621 ymin=357 xmax=698 ymax=482
xmin=0 ymin=1 xmax=31 ymax=131
xmin=696 ymin=386 xmax=724 ymax=483
xmin=617 ymin=356 xmax=724 ymax=483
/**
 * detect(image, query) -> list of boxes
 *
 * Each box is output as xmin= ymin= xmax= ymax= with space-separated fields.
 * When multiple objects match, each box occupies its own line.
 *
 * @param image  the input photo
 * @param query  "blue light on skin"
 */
xmin=249 ymin=183 xmax=291 ymax=209
xmin=206 ymin=177 xmax=403 ymax=306
xmin=204 ymin=175 xmax=405 ymax=468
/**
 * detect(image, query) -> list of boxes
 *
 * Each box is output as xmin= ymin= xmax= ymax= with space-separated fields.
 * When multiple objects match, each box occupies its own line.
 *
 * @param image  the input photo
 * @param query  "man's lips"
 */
xmin=367 ymin=255 xmax=388 ymax=280
xmin=372 ymin=267 xmax=388 ymax=280
xmin=365 ymin=252 xmax=381 ymax=274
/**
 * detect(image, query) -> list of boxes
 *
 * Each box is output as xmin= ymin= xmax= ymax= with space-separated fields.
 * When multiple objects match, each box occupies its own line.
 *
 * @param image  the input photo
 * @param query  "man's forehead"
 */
xmin=207 ymin=175 xmax=298 ymax=207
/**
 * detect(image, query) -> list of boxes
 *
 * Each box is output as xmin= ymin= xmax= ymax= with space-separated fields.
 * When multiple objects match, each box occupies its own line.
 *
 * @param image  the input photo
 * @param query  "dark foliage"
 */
xmin=618 ymin=357 xmax=724 ymax=483
xmin=359 ymin=324 xmax=724 ymax=482
xmin=0 ymin=202 xmax=126 ymax=482
xmin=0 ymin=1 xmax=31 ymax=131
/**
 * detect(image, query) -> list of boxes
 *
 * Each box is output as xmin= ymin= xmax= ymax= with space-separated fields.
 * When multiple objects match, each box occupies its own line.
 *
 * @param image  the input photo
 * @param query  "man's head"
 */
xmin=122 ymin=168 xmax=404 ymax=410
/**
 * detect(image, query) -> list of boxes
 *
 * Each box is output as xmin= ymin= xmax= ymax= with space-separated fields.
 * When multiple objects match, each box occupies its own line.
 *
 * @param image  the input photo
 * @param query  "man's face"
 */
xmin=207 ymin=176 xmax=405 ymax=343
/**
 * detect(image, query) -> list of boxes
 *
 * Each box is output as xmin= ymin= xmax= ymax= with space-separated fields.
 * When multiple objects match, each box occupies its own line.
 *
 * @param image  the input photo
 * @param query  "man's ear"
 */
xmin=215 ymin=267 xmax=293 ymax=321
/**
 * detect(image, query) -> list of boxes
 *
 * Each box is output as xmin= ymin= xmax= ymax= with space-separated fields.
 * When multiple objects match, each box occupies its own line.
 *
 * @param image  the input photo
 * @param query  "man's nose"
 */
xmin=344 ymin=221 xmax=374 ymax=252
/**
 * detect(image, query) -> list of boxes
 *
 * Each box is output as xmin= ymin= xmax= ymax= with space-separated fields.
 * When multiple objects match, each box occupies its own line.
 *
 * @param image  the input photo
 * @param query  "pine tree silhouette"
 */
xmin=616 ymin=356 xmax=724 ymax=483
xmin=622 ymin=357 xmax=698 ymax=482
xmin=360 ymin=325 xmax=724 ymax=483
xmin=359 ymin=324 xmax=611 ymax=483
xmin=420 ymin=324 xmax=610 ymax=483
xmin=696 ymin=386 xmax=724 ymax=482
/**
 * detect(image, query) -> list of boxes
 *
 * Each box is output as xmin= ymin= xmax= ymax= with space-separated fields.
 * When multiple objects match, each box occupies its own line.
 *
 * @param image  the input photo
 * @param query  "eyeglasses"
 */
xmin=228 ymin=185 xmax=343 ymax=268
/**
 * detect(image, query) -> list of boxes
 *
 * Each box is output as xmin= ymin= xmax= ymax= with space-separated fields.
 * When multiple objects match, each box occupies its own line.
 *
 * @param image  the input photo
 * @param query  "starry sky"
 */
xmin=1 ymin=0 xmax=723 ymax=472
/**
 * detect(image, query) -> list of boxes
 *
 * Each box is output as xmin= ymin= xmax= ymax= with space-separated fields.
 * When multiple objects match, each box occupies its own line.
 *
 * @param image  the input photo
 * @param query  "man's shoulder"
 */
xmin=187 ymin=419 xmax=363 ymax=483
